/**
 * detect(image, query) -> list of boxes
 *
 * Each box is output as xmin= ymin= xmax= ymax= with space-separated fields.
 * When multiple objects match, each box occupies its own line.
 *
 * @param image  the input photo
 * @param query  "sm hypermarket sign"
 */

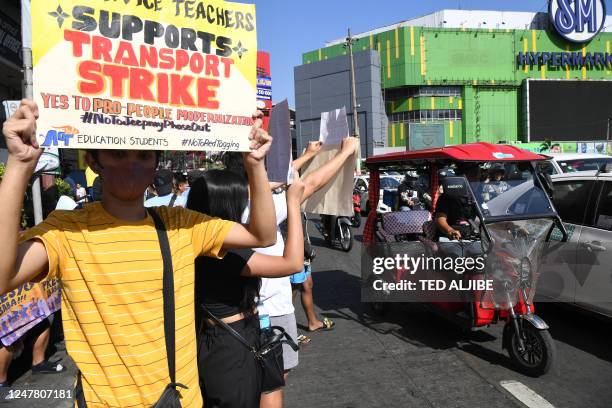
xmin=549 ymin=0 xmax=606 ymax=43
xmin=517 ymin=0 xmax=607 ymax=68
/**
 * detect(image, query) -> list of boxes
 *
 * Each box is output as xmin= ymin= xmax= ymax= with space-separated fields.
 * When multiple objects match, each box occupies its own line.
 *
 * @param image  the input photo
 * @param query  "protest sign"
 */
xmin=319 ymin=107 xmax=349 ymax=145
xmin=301 ymin=144 xmax=354 ymax=216
xmin=0 ymin=278 xmax=61 ymax=346
xmin=267 ymin=99 xmax=292 ymax=183
xmin=31 ymin=0 xmax=257 ymax=151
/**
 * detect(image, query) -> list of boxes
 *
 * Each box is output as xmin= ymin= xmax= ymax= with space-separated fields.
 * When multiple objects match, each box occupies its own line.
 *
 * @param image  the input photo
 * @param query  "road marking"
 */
xmin=500 ymin=381 xmax=556 ymax=408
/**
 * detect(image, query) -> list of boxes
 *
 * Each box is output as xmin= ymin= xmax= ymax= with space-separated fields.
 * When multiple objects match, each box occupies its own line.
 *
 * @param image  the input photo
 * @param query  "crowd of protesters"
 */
xmin=0 ymin=100 xmax=358 ymax=407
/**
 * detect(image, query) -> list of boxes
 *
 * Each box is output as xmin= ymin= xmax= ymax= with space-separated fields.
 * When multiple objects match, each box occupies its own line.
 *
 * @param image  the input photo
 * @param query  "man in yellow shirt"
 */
xmin=0 ymin=100 xmax=277 ymax=407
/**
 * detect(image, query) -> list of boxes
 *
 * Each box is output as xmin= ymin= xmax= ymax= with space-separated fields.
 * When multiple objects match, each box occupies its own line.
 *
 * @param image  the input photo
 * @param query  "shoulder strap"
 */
xmin=147 ymin=208 xmax=179 ymax=386
xmin=201 ymin=305 xmax=257 ymax=353
xmin=303 ymin=212 xmax=312 ymax=247
xmin=168 ymin=193 xmax=177 ymax=208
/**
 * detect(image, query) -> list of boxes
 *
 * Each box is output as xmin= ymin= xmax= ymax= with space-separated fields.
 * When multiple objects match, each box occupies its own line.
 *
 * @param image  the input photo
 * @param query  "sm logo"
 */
xmin=41 ymin=126 xmax=79 ymax=147
xmin=550 ymin=0 xmax=607 ymax=43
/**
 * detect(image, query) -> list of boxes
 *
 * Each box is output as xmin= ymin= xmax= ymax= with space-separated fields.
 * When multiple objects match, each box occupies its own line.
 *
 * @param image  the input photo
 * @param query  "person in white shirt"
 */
xmin=232 ymin=137 xmax=358 ymax=408
xmin=75 ymin=183 xmax=87 ymax=205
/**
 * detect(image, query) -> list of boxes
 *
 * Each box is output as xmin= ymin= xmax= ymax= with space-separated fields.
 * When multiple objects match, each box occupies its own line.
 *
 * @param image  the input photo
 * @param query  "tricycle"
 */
xmin=362 ymin=142 xmax=568 ymax=376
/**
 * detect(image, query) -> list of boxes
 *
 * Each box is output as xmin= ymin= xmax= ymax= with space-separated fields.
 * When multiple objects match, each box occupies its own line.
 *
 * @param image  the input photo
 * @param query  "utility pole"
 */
xmin=345 ymin=28 xmax=360 ymax=139
xmin=345 ymin=28 xmax=364 ymax=173
xmin=21 ymin=0 xmax=43 ymax=225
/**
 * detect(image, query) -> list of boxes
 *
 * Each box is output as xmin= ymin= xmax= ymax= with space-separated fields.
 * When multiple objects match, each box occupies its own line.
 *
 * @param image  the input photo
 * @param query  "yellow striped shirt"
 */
xmin=20 ymin=202 xmax=234 ymax=408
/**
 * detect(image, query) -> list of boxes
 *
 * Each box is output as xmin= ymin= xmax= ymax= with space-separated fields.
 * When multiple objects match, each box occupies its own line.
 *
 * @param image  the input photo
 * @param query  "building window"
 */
xmin=388 ymin=109 xmax=462 ymax=124
xmin=386 ymin=86 xmax=461 ymax=100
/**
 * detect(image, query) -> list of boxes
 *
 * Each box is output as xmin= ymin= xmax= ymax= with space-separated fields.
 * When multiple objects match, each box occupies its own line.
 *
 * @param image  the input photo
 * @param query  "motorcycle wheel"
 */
xmin=351 ymin=212 xmax=362 ymax=228
xmin=504 ymin=321 xmax=555 ymax=377
xmin=339 ymin=223 xmax=353 ymax=252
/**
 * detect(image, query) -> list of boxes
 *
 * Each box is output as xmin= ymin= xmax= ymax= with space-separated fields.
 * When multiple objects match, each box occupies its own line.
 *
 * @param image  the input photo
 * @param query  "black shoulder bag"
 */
xmin=201 ymin=306 xmax=299 ymax=392
xmin=75 ymin=209 xmax=186 ymax=407
xmin=148 ymin=208 xmax=187 ymax=407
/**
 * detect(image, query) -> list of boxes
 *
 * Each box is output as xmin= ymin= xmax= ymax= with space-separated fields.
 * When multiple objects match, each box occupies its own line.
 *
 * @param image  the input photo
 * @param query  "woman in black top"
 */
xmin=187 ymin=169 xmax=304 ymax=408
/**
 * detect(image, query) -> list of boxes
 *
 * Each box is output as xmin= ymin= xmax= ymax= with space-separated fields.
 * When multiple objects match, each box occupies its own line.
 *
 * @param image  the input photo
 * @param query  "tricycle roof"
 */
xmin=365 ymin=142 xmax=548 ymax=167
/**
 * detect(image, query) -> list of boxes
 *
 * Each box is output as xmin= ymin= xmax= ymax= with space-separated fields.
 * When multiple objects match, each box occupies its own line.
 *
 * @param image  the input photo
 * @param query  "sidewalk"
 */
xmin=0 ymin=344 xmax=77 ymax=407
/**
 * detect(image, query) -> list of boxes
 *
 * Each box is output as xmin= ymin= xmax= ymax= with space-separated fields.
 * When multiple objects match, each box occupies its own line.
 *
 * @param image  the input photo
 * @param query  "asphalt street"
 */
xmin=3 ymin=217 xmax=611 ymax=408
xmin=285 ymin=218 xmax=612 ymax=408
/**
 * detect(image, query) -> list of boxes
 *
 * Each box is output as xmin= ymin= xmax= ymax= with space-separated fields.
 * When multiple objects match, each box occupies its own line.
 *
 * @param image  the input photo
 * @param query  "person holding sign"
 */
xmin=186 ymin=168 xmax=305 ymax=408
xmin=0 ymin=100 xmax=277 ymax=408
xmin=228 ymin=137 xmax=358 ymax=408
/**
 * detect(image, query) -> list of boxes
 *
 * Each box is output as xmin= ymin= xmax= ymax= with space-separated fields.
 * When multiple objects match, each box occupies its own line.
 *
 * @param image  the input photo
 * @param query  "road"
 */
xmin=3 ymin=218 xmax=611 ymax=407
xmin=285 ymin=218 xmax=612 ymax=408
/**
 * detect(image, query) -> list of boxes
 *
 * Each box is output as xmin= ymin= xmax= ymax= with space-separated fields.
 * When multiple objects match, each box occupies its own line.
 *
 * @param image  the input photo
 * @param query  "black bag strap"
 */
xmin=302 ymin=212 xmax=315 ymax=261
xmin=76 ymin=210 xmax=185 ymax=408
xmin=147 ymin=208 xmax=186 ymax=390
xmin=201 ymin=306 xmax=300 ymax=354
xmin=201 ymin=305 xmax=258 ymax=353
xmin=168 ymin=193 xmax=178 ymax=208
xmin=303 ymin=212 xmax=312 ymax=247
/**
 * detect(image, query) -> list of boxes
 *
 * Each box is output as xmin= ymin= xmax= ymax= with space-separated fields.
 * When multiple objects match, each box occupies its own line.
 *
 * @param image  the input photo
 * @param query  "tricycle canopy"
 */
xmin=365 ymin=142 xmax=548 ymax=168
xmin=362 ymin=143 xmax=566 ymax=245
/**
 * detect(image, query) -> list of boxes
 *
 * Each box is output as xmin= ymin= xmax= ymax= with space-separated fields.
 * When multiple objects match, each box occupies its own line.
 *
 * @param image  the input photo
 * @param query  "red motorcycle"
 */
xmin=351 ymin=188 xmax=362 ymax=228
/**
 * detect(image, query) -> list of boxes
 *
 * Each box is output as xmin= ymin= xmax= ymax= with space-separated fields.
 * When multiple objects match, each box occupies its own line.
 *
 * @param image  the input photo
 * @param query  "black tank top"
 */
xmin=194 ymin=249 xmax=258 ymax=318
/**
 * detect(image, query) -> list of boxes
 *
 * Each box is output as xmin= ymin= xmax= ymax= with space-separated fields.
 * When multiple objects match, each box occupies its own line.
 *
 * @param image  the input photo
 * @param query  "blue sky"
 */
xmin=242 ymin=0 xmax=612 ymax=108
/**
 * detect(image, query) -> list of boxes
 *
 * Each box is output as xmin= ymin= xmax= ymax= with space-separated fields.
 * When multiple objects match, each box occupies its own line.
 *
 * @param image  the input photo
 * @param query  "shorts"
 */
xmin=270 ymin=313 xmax=298 ymax=371
xmin=197 ymin=315 xmax=261 ymax=408
xmin=289 ymin=263 xmax=312 ymax=285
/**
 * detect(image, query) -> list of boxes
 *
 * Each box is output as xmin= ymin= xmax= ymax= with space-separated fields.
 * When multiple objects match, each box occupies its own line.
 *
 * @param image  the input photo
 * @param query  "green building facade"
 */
xmin=302 ymin=18 xmax=612 ymax=153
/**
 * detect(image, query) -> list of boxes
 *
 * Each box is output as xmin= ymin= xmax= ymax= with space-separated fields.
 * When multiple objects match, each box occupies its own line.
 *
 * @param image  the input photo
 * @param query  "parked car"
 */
xmin=539 ymin=153 xmax=612 ymax=175
xmin=353 ymin=175 xmax=400 ymax=214
xmin=381 ymin=171 xmax=404 ymax=182
xmin=537 ymin=168 xmax=612 ymax=317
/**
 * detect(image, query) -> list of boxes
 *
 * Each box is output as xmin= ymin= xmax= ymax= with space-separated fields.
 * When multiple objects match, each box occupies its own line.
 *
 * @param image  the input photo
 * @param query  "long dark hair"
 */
xmin=187 ymin=169 xmax=248 ymax=222
xmin=187 ymin=170 xmax=260 ymax=315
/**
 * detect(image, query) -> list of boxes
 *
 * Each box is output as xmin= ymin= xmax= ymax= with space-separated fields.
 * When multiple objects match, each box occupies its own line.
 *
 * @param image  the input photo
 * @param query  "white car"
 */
xmin=353 ymin=175 xmax=400 ymax=214
xmin=537 ymin=168 xmax=612 ymax=317
xmin=540 ymin=153 xmax=612 ymax=175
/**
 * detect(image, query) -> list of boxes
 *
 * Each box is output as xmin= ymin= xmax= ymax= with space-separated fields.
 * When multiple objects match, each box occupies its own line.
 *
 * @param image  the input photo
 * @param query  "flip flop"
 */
xmin=31 ymin=360 xmax=66 ymax=374
xmin=297 ymin=334 xmax=311 ymax=345
xmin=308 ymin=317 xmax=335 ymax=332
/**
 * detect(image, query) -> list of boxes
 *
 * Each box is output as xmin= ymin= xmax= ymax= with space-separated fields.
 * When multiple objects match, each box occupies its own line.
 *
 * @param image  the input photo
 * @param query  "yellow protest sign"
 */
xmin=31 ymin=0 xmax=257 ymax=151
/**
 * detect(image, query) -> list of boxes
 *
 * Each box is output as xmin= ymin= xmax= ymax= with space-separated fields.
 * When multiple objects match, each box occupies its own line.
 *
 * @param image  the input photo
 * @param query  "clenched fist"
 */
xmin=3 ymin=100 xmax=42 ymax=170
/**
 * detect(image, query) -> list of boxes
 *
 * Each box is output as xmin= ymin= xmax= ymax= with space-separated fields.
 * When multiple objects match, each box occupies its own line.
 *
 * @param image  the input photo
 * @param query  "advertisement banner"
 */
xmin=31 ymin=0 xmax=257 ymax=151
xmin=0 ymin=278 xmax=61 ymax=346
xmin=408 ymin=123 xmax=445 ymax=151
xmin=256 ymin=75 xmax=272 ymax=101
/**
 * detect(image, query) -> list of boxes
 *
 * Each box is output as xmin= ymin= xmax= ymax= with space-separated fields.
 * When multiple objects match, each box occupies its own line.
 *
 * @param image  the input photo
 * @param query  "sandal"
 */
xmin=308 ymin=317 xmax=335 ymax=332
xmin=297 ymin=334 xmax=311 ymax=345
xmin=31 ymin=360 xmax=66 ymax=374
